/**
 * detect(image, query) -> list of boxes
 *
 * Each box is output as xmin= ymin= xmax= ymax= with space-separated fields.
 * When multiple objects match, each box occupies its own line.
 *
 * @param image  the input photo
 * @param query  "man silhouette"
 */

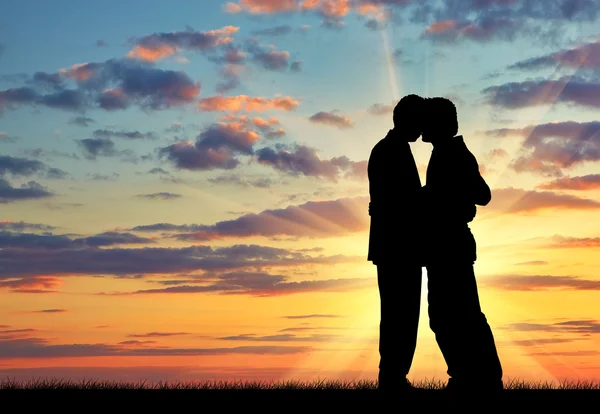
xmin=421 ymin=97 xmax=503 ymax=393
xmin=367 ymin=94 xmax=425 ymax=392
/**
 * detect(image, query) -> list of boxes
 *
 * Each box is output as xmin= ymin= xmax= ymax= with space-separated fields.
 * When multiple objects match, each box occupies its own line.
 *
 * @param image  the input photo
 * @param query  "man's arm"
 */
xmin=466 ymin=151 xmax=491 ymax=206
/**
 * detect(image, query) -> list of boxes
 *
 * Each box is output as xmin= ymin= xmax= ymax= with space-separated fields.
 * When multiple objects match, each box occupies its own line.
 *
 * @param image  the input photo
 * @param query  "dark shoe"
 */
xmin=378 ymin=376 xmax=414 ymax=393
xmin=444 ymin=378 xmax=503 ymax=395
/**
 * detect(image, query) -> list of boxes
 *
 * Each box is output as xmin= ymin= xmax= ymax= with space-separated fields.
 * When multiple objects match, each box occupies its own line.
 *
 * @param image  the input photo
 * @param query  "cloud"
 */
xmin=218 ymin=333 xmax=341 ymax=341
xmin=508 ymin=39 xmax=600 ymax=71
xmin=208 ymin=174 xmax=276 ymax=188
xmin=76 ymin=138 xmax=136 ymax=162
xmin=367 ymin=102 xmax=395 ymax=115
xmin=514 ymin=260 xmax=548 ymax=266
xmin=158 ymin=122 xmax=259 ymax=171
xmin=537 ymin=174 xmax=600 ymax=190
xmin=503 ymin=319 xmax=600 ymax=334
xmin=220 ymin=114 xmax=286 ymax=139
xmin=481 ymin=274 xmax=600 ymax=291
xmin=198 ymin=95 xmax=300 ymax=112
xmin=68 ymin=116 xmax=95 ymax=127
xmin=137 ymin=192 xmax=182 ymax=200
xmin=0 ymin=58 xmax=201 ymax=115
xmin=0 ymin=220 xmax=56 ymax=232
xmin=153 ymin=196 xmax=369 ymax=241
xmin=486 ymin=187 xmax=600 ymax=213
xmin=546 ymin=235 xmax=600 ymax=248
xmin=0 ymin=230 xmax=154 ymax=250
xmin=87 ymin=173 xmax=120 ymax=181
xmin=110 ymin=271 xmax=373 ymax=297
xmin=93 ymin=129 xmax=158 ymax=140
xmin=0 ymin=276 xmax=61 ymax=294
xmin=256 ymin=144 xmax=367 ymax=180
xmin=421 ymin=17 xmax=520 ymax=43
xmin=0 ymin=155 xmax=67 ymax=179
xmin=252 ymin=25 xmax=294 ymax=37
xmin=485 ymin=121 xmax=600 ymax=176
xmin=0 ymin=132 xmax=18 ymax=143
xmin=32 ymin=309 xmax=68 ymax=313
xmin=0 ymin=179 xmax=54 ymax=203
xmin=127 ymin=26 xmax=239 ymax=62
xmin=0 ymin=337 xmax=311 ymax=358
xmin=309 ymin=111 xmax=353 ymax=129
xmin=0 ymin=243 xmax=360 ymax=279
xmin=482 ymin=76 xmax=600 ymax=109
xmin=127 ymin=332 xmax=190 ymax=338
xmin=283 ymin=314 xmax=343 ymax=319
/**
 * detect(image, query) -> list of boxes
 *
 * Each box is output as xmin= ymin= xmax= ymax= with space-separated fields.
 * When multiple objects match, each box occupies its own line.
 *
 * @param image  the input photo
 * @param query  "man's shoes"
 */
xmin=444 ymin=377 xmax=503 ymax=396
xmin=378 ymin=376 xmax=415 ymax=394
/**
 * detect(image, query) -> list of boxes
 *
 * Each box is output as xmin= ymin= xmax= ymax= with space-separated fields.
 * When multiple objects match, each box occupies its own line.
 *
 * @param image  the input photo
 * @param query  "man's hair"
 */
xmin=426 ymin=97 xmax=459 ymax=137
xmin=393 ymin=94 xmax=425 ymax=128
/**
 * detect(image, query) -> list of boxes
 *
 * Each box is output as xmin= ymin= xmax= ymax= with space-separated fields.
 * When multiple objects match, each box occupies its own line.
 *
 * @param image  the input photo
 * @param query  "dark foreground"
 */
xmin=2 ymin=380 xmax=600 ymax=410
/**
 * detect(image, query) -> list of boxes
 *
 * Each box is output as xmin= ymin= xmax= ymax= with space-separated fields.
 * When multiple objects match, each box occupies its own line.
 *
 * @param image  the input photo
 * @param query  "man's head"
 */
xmin=393 ymin=94 xmax=425 ymax=142
xmin=421 ymin=97 xmax=459 ymax=144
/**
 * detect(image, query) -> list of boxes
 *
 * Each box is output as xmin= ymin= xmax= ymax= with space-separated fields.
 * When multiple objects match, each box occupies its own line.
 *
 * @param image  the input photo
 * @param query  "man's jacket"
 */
xmin=422 ymin=135 xmax=490 ymax=263
xmin=367 ymin=129 xmax=422 ymax=265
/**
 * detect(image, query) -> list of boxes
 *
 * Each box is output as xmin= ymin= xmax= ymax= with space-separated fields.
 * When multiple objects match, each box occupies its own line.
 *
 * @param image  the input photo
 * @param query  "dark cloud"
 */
xmin=135 ymin=196 xmax=369 ymax=241
xmin=0 ymin=243 xmax=360 ymax=279
xmin=251 ymin=25 xmax=294 ymax=37
xmin=22 ymin=148 xmax=80 ymax=161
xmin=309 ymin=111 xmax=354 ymax=129
xmin=0 ymin=179 xmax=54 ymax=203
xmin=76 ymin=138 xmax=135 ymax=162
xmin=158 ymin=121 xmax=259 ymax=171
xmin=137 ymin=192 xmax=182 ymax=200
xmin=0 ymin=337 xmax=311 ymax=358
xmin=0 ymin=276 xmax=61 ymax=294
xmin=0 ymin=220 xmax=56 ymax=232
xmin=256 ymin=144 xmax=367 ymax=181
xmin=33 ymin=309 xmax=68 ymax=313
xmin=0 ymin=155 xmax=48 ymax=177
xmin=127 ymin=332 xmax=189 ymax=338
xmin=508 ymin=39 xmax=600 ymax=71
xmin=208 ymin=174 xmax=275 ymax=188
xmin=482 ymin=76 xmax=600 ymax=110
xmin=0 ymin=132 xmax=19 ymax=143
xmin=127 ymin=26 xmax=239 ymax=62
xmin=218 ymin=333 xmax=341 ymax=342
xmin=283 ymin=314 xmax=343 ymax=319
xmin=421 ymin=16 xmax=521 ymax=43
xmin=111 ymin=271 xmax=373 ymax=297
xmin=118 ymin=340 xmax=157 ymax=345
xmin=481 ymin=274 xmax=600 ymax=291
xmin=0 ymin=230 xmax=154 ymax=249
xmin=246 ymin=42 xmax=292 ymax=71
xmin=0 ymin=58 xmax=201 ymax=115
xmin=537 ymin=174 xmax=600 ymax=190
xmin=486 ymin=187 xmax=600 ymax=213
xmin=96 ymin=40 xmax=108 ymax=47
xmin=503 ymin=319 xmax=600 ymax=334
xmin=485 ymin=121 xmax=600 ymax=176
xmin=93 ymin=129 xmax=158 ymax=140
xmin=87 ymin=172 xmax=120 ymax=181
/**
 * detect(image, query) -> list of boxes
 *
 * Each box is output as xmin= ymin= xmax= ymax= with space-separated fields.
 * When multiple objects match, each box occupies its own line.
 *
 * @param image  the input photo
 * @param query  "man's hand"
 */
xmin=368 ymin=201 xmax=372 ymax=216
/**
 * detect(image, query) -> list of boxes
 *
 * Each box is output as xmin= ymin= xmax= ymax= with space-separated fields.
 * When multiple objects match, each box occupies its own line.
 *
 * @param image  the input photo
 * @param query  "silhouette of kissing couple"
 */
xmin=367 ymin=95 xmax=503 ymax=395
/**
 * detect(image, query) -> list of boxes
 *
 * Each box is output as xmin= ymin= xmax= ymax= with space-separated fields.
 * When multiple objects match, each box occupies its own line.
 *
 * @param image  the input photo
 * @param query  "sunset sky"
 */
xmin=1 ymin=0 xmax=600 ymax=384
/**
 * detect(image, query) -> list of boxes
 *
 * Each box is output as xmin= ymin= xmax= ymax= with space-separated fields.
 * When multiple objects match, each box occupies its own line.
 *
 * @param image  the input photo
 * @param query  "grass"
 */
xmin=1 ymin=377 xmax=599 ymax=409
xmin=1 ymin=377 xmax=600 ymax=390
